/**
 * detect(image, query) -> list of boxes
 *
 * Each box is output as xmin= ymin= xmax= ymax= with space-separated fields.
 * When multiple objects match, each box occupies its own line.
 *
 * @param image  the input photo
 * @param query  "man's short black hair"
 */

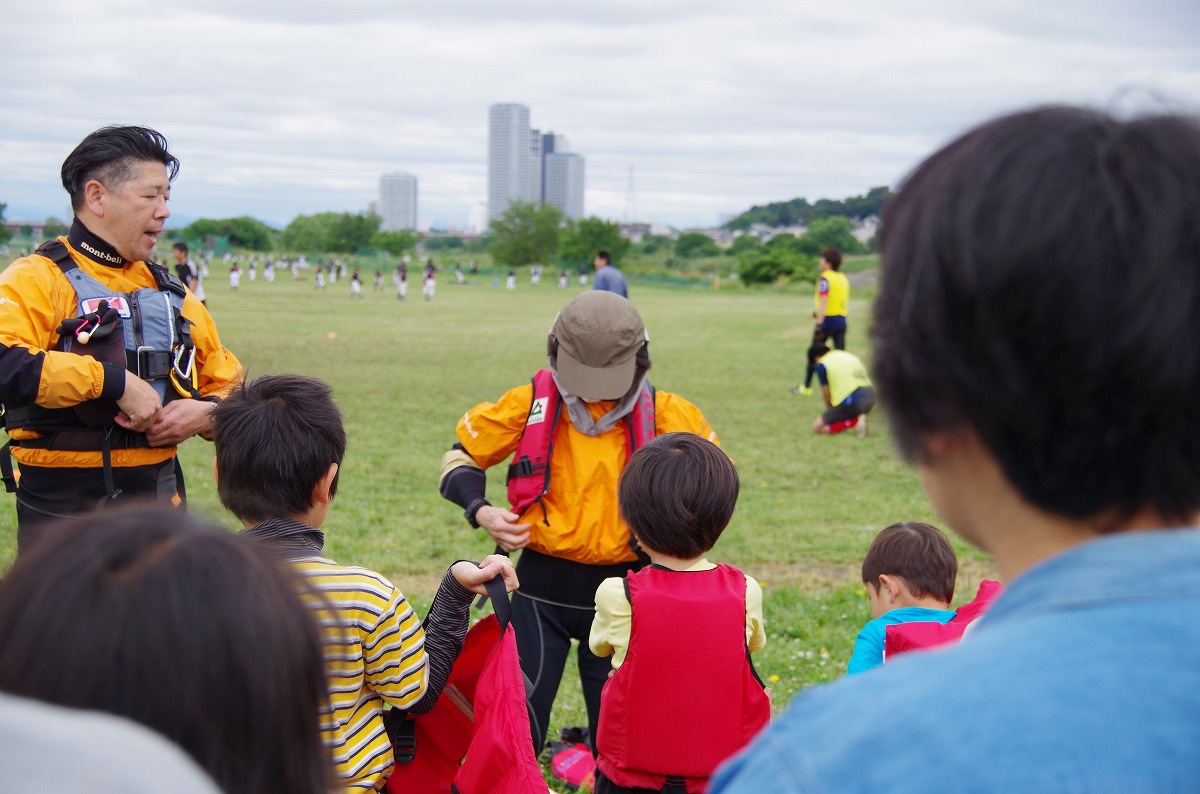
xmin=172 ymin=241 xmax=188 ymax=254
xmin=618 ymin=433 xmax=738 ymax=559
xmin=61 ymin=125 xmax=180 ymax=212
xmin=872 ymin=105 xmax=1200 ymax=526
xmin=821 ymin=248 xmax=842 ymax=270
xmin=862 ymin=522 xmax=957 ymax=603
xmin=211 ymin=374 xmax=347 ymax=523
xmin=596 ymin=250 xmax=611 ymax=265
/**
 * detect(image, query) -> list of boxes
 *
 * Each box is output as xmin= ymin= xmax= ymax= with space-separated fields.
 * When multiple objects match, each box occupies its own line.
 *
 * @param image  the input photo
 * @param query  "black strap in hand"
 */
xmin=482 ymin=574 xmax=512 ymax=633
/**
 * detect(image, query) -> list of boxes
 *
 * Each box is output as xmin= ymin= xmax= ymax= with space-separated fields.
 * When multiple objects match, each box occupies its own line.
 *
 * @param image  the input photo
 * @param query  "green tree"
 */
xmin=42 ymin=217 xmax=69 ymax=239
xmin=489 ymin=202 xmax=562 ymax=268
xmin=766 ymin=232 xmax=822 ymax=259
xmin=181 ymin=217 xmax=275 ymax=250
xmin=281 ymin=214 xmax=330 ymax=252
xmin=559 ymin=217 xmax=631 ymax=264
xmin=423 ymin=236 xmax=464 ymax=251
xmin=634 ymin=234 xmax=672 ymax=255
xmin=330 ymin=212 xmax=381 ymax=252
xmin=226 ymin=216 xmax=275 ymax=250
xmin=373 ymin=229 xmax=418 ymax=256
xmin=674 ymin=232 xmax=720 ymax=259
xmin=727 ymin=234 xmax=761 ymax=256
xmin=0 ymin=203 xmax=10 ymax=246
xmin=803 ymin=216 xmax=865 ymax=255
xmin=281 ymin=212 xmax=380 ymax=253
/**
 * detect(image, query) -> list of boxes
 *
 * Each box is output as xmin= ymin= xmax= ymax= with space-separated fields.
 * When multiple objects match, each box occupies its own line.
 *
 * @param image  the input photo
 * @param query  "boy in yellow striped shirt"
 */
xmin=211 ymin=374 xmax=517 ymax=792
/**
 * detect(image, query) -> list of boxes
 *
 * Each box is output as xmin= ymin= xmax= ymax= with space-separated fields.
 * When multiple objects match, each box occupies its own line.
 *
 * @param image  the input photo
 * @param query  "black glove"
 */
xmin=56 ymin=300 xmax=120 ymax=344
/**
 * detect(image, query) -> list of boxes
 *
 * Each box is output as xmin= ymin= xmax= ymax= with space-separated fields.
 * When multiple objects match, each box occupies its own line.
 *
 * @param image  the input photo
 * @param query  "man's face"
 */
xmin=94 ymin=161 xmax=171 ymax=262
xmin=593 ymin=255 xmax=605 ymax=269
xmin=171 ymin=247 xmax=186 ymax=264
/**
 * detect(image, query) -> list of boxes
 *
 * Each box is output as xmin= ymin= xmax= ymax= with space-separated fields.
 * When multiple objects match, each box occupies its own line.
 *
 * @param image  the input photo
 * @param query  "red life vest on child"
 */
xmin=885 ymin=579 xmax=1005 ymax=660
xmin=505 ymin=368 xmax=655 ymax=517
xmin=596 ymin=564 xmax=771 ymax=793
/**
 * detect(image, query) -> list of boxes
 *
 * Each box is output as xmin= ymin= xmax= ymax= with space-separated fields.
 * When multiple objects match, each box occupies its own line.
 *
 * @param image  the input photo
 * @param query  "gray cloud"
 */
xmin=2 ymin=1 xmax=1198 ymax=231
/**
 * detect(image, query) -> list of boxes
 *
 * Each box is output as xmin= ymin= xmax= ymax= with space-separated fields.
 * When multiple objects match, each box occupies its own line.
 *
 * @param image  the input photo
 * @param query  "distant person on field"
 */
xmin=212 ymin=374 xmax=518 ymax=792
xmin=846 ymin=522 xmax=956 ymax=675
xmin=797 ymin=248 xmax=848 ymax=395
xmin=0 ymin=505 xmax=333 ymax=794
xmin=711 ymin=105 xmax=1200 ymax=792
xmin=591 ymin=250 xmax=628 ymax=299
xmin=171 ymin=241 xmax=206 ymax=306
xmin=396 ymin=262 xmax=408 ymax=301
xmin=801 ymin=341 xmax=875 ymax=437
xmin=507 ymin=269 xmax=517 ymax=290
xmin=229 ymin=263 xmax=240 ymax=290
xmin=423 ymin=260 xmax=436 ymax=301
xmin=590 ymin=433 xmax=768 ymax=794
xmin=350 ymin=267 xmax=363 ymax=299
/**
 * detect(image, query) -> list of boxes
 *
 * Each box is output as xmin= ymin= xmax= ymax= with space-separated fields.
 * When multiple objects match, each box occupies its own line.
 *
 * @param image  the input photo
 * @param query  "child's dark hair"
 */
xmin=821 ymin=248 xmax=842 ymax=270
xmin=807 ymin=342 xmax=831 ymax=365
xmin=211 ymin=374 xmax=347 ymax=523
xmin=0 ymin=506 xmax=332 ymax=794
xmin=618 ymin=432 xmax=738 ymax=559
xmin=862 ymin=522 xmax=957 ymax=603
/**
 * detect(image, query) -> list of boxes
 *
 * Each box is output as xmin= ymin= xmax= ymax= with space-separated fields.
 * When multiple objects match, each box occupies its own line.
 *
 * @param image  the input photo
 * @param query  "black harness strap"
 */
xmin=0 ymin=441 xmax=17 ymax=494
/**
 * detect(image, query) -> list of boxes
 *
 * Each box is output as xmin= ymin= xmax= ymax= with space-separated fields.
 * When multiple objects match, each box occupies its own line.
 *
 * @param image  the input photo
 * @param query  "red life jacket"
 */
xmin=596 ymin=564 xmax=771 ymax=793
xmin=506 ymin=368 xmax=655 ymax=517
xmin=885 ymin=579 xmax=1005 ymax=660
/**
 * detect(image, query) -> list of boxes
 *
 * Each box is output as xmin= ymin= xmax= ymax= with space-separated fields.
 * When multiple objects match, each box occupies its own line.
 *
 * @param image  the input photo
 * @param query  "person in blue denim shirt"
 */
xmin=711 ymin=105 xmax=1200 ymax=792
xmin=846 ymin=522 xmax=957 ymax=675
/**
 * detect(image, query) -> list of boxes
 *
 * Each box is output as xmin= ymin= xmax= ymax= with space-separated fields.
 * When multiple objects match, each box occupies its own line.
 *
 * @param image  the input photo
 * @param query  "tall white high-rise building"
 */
xmin=488 ymin=103 xmax=541 ymax=224
xmin=487 ymin=104 xmax=586 ymax=226
xmin=379 ymin=173 xmax=418 ymax=231
xmin=543 ymin=153 xmax=585 ymax=220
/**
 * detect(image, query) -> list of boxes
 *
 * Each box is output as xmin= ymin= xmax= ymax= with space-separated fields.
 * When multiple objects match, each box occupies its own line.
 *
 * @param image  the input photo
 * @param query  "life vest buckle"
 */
xmin=136 ymin=346 xmax=172 ymax=380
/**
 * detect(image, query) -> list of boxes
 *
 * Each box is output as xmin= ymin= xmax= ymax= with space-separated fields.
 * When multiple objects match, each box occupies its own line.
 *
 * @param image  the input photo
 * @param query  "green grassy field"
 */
xmin=0 ymin=262 xmax=995 ymax=786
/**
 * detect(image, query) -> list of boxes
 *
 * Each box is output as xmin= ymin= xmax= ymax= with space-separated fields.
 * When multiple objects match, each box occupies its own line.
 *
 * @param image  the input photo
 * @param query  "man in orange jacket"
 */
xmin=439 ymin=291 xmax=719 ymax=754
xmin=0 ymin=126 xmax=242 ymax=553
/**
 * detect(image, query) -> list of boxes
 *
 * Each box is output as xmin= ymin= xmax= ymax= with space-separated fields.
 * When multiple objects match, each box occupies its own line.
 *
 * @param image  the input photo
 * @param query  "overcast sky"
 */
xmin=3 ymin=1 xmax=1198 ymax=232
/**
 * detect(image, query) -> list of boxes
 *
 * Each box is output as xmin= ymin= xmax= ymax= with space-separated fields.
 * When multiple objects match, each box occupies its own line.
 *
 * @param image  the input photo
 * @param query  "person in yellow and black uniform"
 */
xmin=808 ymin=342 xmax=875 ymax=437
xmin=0 ymin=126 xmax=242 ymax=554
xmin=795 ymin=248 xmax=850 ymax=396
xmin=438 ymin=291 xmax=720 ymax=756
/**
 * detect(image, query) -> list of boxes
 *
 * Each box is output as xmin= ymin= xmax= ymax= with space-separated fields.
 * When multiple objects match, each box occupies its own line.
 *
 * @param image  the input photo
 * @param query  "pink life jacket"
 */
xmin=885 ymin=579 xmax=1005 ymax=660
xmin=505 ymin=368 xmax=655 ymax=518
xmin=596 ymin=565 xmax=771 ymax=793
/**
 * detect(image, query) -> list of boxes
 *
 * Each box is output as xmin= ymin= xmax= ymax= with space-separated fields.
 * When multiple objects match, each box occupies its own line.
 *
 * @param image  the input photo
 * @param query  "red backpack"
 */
xmin=384 ymin=577 xmax=545 ymax=794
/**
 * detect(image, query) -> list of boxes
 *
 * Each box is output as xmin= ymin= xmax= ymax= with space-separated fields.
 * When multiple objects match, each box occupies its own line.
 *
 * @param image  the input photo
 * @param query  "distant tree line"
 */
xmin=488 ymin=202 xmax=630 ymax=270
xmin=724 ymin=186 xmax=891 ymax=231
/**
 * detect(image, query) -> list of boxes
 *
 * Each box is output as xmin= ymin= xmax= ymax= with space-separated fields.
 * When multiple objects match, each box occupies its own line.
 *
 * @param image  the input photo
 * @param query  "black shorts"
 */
xmin=822 ymin=387 xmax=876 ymax=425
xmin=15 ymin=459 xmax=178 ymax=553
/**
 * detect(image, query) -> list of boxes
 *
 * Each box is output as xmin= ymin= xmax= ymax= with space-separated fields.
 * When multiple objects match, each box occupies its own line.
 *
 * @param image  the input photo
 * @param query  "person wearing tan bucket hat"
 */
xmin=439 ymin=290 xmax=720 ymax=755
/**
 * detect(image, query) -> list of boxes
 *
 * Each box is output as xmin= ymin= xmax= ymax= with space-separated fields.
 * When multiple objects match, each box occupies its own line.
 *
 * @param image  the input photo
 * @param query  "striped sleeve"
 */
xmin=407 ymin=568 xmax=474 ymax=715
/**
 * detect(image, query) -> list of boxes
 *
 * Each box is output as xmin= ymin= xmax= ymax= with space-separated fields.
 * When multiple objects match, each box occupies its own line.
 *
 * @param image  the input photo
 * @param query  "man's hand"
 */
xmin=145 ymin=399 xmax=216 ymax=447
xmin=450 ymin=554 xmax=520 ymax=596
xmin=475 ymin=505 xmax=532 ymax=553
xmin=114 ymin=373 xmax=162 ymax=433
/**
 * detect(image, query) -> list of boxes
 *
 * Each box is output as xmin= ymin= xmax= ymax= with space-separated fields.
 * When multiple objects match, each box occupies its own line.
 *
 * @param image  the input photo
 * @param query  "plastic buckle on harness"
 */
xmin=507 ymin=456 xmax=540 ymax=479
xmin=136 ymin=347 xmax=172 ymax=380
xmin=390 ymin=716 xmax=417 ymax=765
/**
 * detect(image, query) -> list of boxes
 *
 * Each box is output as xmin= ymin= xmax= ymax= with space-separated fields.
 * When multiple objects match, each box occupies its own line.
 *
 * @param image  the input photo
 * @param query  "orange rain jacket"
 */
xmin=453 ymin=382 xmax=718 ymax=566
